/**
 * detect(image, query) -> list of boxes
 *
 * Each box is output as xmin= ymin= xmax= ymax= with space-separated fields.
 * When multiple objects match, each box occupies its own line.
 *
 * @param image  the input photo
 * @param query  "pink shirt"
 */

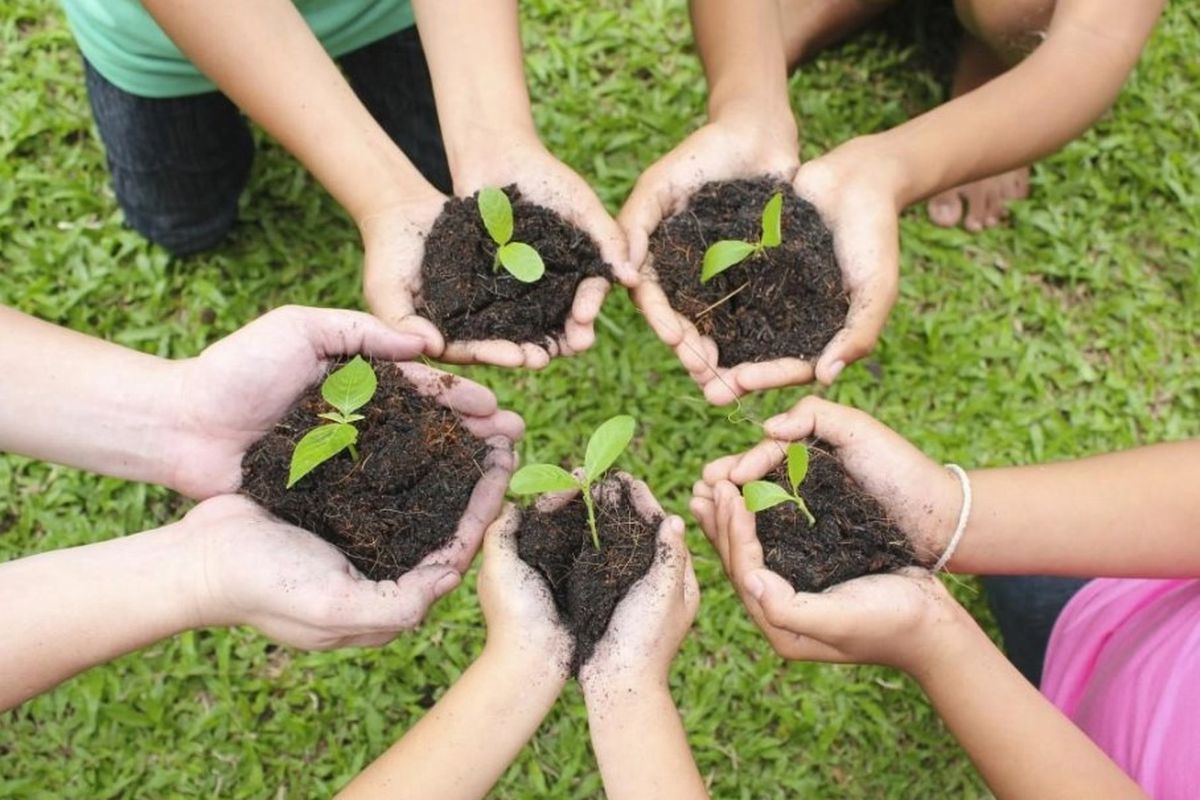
xmin=1042 ymin=578 xmax=1200 ymax=799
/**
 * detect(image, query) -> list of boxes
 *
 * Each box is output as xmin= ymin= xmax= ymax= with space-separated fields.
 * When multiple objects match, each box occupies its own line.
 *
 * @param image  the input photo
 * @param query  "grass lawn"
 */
xmin=2 ymin=1 xmax=1197 ymax=797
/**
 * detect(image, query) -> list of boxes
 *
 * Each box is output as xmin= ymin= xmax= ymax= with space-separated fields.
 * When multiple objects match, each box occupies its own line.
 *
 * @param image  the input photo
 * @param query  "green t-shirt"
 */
xmin=61 ymin=0 xmax=415 ymax=98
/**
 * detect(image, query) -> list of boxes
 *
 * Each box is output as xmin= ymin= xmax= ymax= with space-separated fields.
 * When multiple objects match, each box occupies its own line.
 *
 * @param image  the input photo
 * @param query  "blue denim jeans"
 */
xmin=83 ymin=26 xmax=450 ymax=256
xmin=982 ymin=575 xmax=1091 ymax=687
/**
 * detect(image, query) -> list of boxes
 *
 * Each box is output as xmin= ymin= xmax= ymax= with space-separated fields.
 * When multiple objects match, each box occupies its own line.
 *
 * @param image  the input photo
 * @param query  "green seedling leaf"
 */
xmin=498 ymin=242 xmax=546 ymax=283
xmin=287 ymin=423 xmax=358 ymax=488
xmin=761 ymin=192 xmax=783 ymax=248
xmin=510 ymin=463 xmax=580 ymax=495
xmin=743 ymin=480 xmax=794 ymax=512
xmin=584 ymin=415 xmax=636 ymax=483
xmin=786 ymin=442 xmax=809 ymax=495
xmin=318 ymin=411 xmax=365 ymax=424
xmin=478 ymin=186 xmax=513 ymax=246
xmin=321 ymin=356 xmax=377 ymax=417
xmin=701 ymin=240 xmax=757 ymax=283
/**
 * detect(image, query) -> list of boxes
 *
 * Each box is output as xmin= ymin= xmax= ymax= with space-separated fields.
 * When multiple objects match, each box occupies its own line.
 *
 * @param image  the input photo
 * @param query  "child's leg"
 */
xmin=779 ymin=0 xmax=896 ymax=68
xmin=82 ymin=60 xmax=254 ymax=257
xmin=927 ymin=0 xmax=1055 ymax=230
xmin=338 ymin=27 xmax=452 ymax=194
xmin=981 ymin=575 xmax=1089 ymax=687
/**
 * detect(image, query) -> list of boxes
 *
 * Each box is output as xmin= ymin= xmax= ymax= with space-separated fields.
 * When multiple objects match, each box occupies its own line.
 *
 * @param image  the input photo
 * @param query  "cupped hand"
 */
xmin=184 ymin=495 xmax=462 ymax=650
xmin=477 ymin=504 xmax=573 ymax=672
xmin=168 ymin=305 xmax=429 ymax=500
xmin=447 ymin=136 xmax=628 ymax=367
xmin=358 ymin=184 xmax=453 ymax=353
xmin=578 ymin=474 xmax=700 ymax=693
xmin=694 ymin=479 xmax=964 ymax=675
xmin=791 ymin=136 xmax=905 ymax=385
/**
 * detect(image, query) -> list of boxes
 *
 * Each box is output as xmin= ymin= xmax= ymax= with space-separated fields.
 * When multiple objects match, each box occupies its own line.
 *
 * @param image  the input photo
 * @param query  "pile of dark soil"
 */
xmin=418 ymin=186 xmax=611 ymax=348
xmin=650 ymin=177 xmax=848 ymax=367
xmin=517 ymin=479 xmax=660 ymax=675
xmin=755 ymin=440 xmax=917 ymax=592
xmin=241 ymin=363 xmax=490 ymax=581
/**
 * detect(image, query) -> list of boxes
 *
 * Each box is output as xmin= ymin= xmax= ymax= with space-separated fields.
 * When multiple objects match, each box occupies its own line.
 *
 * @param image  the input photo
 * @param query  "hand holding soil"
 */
xmin=477 ymin=504 xmax=574 ymax=675
xmin=182 ymin=495 xmax=463 ymax=650
xmin=167 ymin=306 xmax=429 ymax=500
xmin=416 ymin=140 xmax=627 ymax=368
xmin=241 ymin=360 xmax=523 ymax=582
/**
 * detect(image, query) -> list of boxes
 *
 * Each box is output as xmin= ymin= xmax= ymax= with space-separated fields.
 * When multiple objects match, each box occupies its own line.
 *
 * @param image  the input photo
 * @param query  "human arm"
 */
xmin=693 ymin=481 xmax=1146 ymax=799
xmin=339 ymin=505 xmax=572 ymax=799
xmin=578 ymin=477 xmax=707 ymax=800
xmin=0 ymin=495 xmax=460 ymax=711
xmin=710 ymin=395 xmax=1200 ymax=578
xmin=409 ymin=0 xmax=627 ymax=367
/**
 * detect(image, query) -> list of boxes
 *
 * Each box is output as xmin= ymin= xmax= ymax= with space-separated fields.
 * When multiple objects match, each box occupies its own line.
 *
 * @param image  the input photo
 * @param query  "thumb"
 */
xmin=617 ymin=173 xmax=673 ymax=275
xmin=483 ymin=503 xmax=523 ymax=564
xmin=744 ymin=569 xmax=834 ymax=640
xmin=348 ymin=565 xmax=461 ymax=633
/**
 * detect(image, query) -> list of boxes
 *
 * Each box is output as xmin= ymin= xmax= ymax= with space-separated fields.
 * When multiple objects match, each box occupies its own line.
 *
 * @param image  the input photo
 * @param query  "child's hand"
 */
xmin=695 ymin=396 xmax=961 ymax=565
xmin=696 ymin=479 xmax=967 ymax=676
xmin=184 ymin=495 xmax=464 ymax=650
xmin=579 ymin=475 xmax=700 ymax=695
xmin=447 ymin=136 xmax=628 ymax=367
xmin=791 ymin=137 xmax=905 ymax=385
xmin=477 ymin=504 xmax=574 ymax=675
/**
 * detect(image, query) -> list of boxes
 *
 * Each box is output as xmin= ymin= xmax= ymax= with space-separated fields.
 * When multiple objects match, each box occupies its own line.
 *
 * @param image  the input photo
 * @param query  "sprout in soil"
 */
xmin=742 ymin=441 xmax=817 ymax=526
xmin=478 ymin=186 xmax=546 ymax=283
xmin=700 ymin=191 xmax=783 ymax=283
xmin=508 ymin=415 xmax=637 ymax=549
xmin=287 ymin=356 xmax=378 ymax=488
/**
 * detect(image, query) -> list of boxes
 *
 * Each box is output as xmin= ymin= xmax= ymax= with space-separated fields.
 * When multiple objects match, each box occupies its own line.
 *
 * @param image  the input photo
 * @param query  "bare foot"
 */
xmin=926 ymin=32 xmax=1032 ymax=232
xmin=928 ymin=167 xmax=1030 ymax=231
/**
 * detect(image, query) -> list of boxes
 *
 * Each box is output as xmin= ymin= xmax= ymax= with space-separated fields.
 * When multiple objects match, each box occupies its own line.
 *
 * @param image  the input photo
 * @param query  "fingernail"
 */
xmin=433 ymin=571 xmax=461 ymax=598
xmin=744 ymin=572 xmax=766 ymax=600
xmin=668 ymin=516 xmax=685 ymax=536
xmin=827 ymin=361 xmax=845 ymax=383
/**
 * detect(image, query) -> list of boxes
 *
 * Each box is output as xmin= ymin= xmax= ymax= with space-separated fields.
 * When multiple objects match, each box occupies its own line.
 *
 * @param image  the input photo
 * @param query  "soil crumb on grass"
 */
xmin=418 ymin=185 xmax=611 ymax=348
xmin=755 ymin=440 xmax=917 ymax=592
xmin=650 ymin=176 xmax=848 ymax=367
xmin=517 ymin=479 xmax=659 ymax=675
xmin=241 ymin=362 xmax=490 ymax=581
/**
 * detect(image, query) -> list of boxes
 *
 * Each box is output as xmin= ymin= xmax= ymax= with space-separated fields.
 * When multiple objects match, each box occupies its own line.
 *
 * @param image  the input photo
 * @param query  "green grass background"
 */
xmin=2 ymin=1 xmax=1197 ymax=797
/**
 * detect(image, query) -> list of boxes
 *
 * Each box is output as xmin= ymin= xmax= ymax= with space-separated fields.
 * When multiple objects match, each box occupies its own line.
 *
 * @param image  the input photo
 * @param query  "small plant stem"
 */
xmin=696 ymin=281 xmax=750 ymax=319
xmin=492 ymin=250 xmax=501 ymax=273
xmin=348 ymin=442 xmax=360 ymax=462
xmin=582 ymin=485 xmax=601 ymax=550
xmin=795 ymin=495 xmax=816 ymax=527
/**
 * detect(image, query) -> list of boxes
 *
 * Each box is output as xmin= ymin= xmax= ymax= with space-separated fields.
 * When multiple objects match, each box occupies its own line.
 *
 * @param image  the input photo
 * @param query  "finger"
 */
xmin=728 ymin=439 xmax=790 ymax=485
xmin=571 ymin=276 xmax=610 ymax=324
xmin=719 ymin=358 xmax=815 ymax=401
xmin=422 ymin=450 xmax=514 ymax=573
xmin=763 ymin=396 xmax=870 ymax=451
xmin=711 ymin=480 xmax=742 ymax=568
xmin=701 ymin=454 xmax=741 ymax=486
xmin=721 ymin=484 xmax=767 ymax=586
xmin=341 ymin=564 xmax=462 ymax=633
xmin=518 ymin=342 xmax=553 ymax=370
xmin=743 ymin=568 xmax=845 ymax=643
xmin=692 ymin=478 xmax=714 ymax=501
xmin=395 ymin=363 xmax=498 ymax=417
xmin=534 ymin=483 xmax=581 ymax=513
xmin=617 ymin=170 xmax=675 ymax=275
xmin=689 ymin=493 xmax=717 ymax=543
xmin=460 ymin=410 xmax=526 ymax=443
xmin=617 ymin=472 xmax=665 ymax=523
xmin=630 ymin=271 xmax=690 ymax=348
xmin=677 ymin=329 xmax=720 ymax=387
xmin=441 ymin=339 xmax=528 ymax=368
xmin=814 ymin=279 xmax=896 ymax=385
xmin=682 ymin=547 xmax=701 ymax=617
xmin=562 ymin=316 xmax=596 ymax=354
xmin=361 ymin=276 xmax=447 ymax=357
xmin=275 ymin=306 xmax=431 ymax=364
xmin=482 ymin=502 xmax=523 ymax=562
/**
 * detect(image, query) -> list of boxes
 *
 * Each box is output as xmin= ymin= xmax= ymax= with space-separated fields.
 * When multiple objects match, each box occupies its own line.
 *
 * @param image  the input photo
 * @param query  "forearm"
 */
xmin=690 ymin=0 xmax=792 ymax=125
xmin=875 ymin=0 xmax=1162 ymax=205
xmin=914 ymin=611 xmax=1145 ymax=799
xmin=0 ymin=307 xmax=182 ymax=487
xmin=585 ymin=680 xmax=708 ymax=800
xmin=411 ymin=0 xmax=536 ymax=189
xmin=340 ymin=644 xmax=565 ymax=799
xmin=950 ymin=441 xmax=1200 ymax=577
xmin=0 ymin=521 xmax=197 ymax=710
xmin=143 ymin=0 xmax=436 ymax=223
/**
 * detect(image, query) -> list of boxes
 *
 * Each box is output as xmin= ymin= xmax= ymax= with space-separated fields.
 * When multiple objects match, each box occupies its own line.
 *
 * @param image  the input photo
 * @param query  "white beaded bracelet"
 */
xmin=932 ymin=464 xmax=971 ymax=573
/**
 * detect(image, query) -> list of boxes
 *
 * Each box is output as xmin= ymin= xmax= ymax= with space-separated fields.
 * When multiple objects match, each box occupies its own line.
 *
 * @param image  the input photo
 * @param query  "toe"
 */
xmin=927 ymin=190 xmax=964 ymax=228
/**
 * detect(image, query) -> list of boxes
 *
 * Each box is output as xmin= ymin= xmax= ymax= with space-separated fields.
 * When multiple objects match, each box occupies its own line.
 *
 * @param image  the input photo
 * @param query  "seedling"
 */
xmin=287 ymin=356 xmax=378 ymax=488
xmin=509 ymin=415 xmax=637 ymax=549
xmin=700 ymin=191 xmax=783 ymax=283
xmin=478 ymin=186 xmax=546 ymax=283
xmin=742 ymin=442 xmax=816 ymax=526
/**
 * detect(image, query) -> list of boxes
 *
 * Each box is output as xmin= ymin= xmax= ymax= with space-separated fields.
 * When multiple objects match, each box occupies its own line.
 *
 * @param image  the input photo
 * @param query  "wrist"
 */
xmin=583 ymin=672 xmax=671 ymax=721
xmin=900 ymin=594 xmax=983 ymax=683
xmin=480 ymin=640 xmax=570 ymax=695
xmin=708 ymin=96 xmax=798 ymax=158
xmin=444 ymin=123 xmax=541 ymax=195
